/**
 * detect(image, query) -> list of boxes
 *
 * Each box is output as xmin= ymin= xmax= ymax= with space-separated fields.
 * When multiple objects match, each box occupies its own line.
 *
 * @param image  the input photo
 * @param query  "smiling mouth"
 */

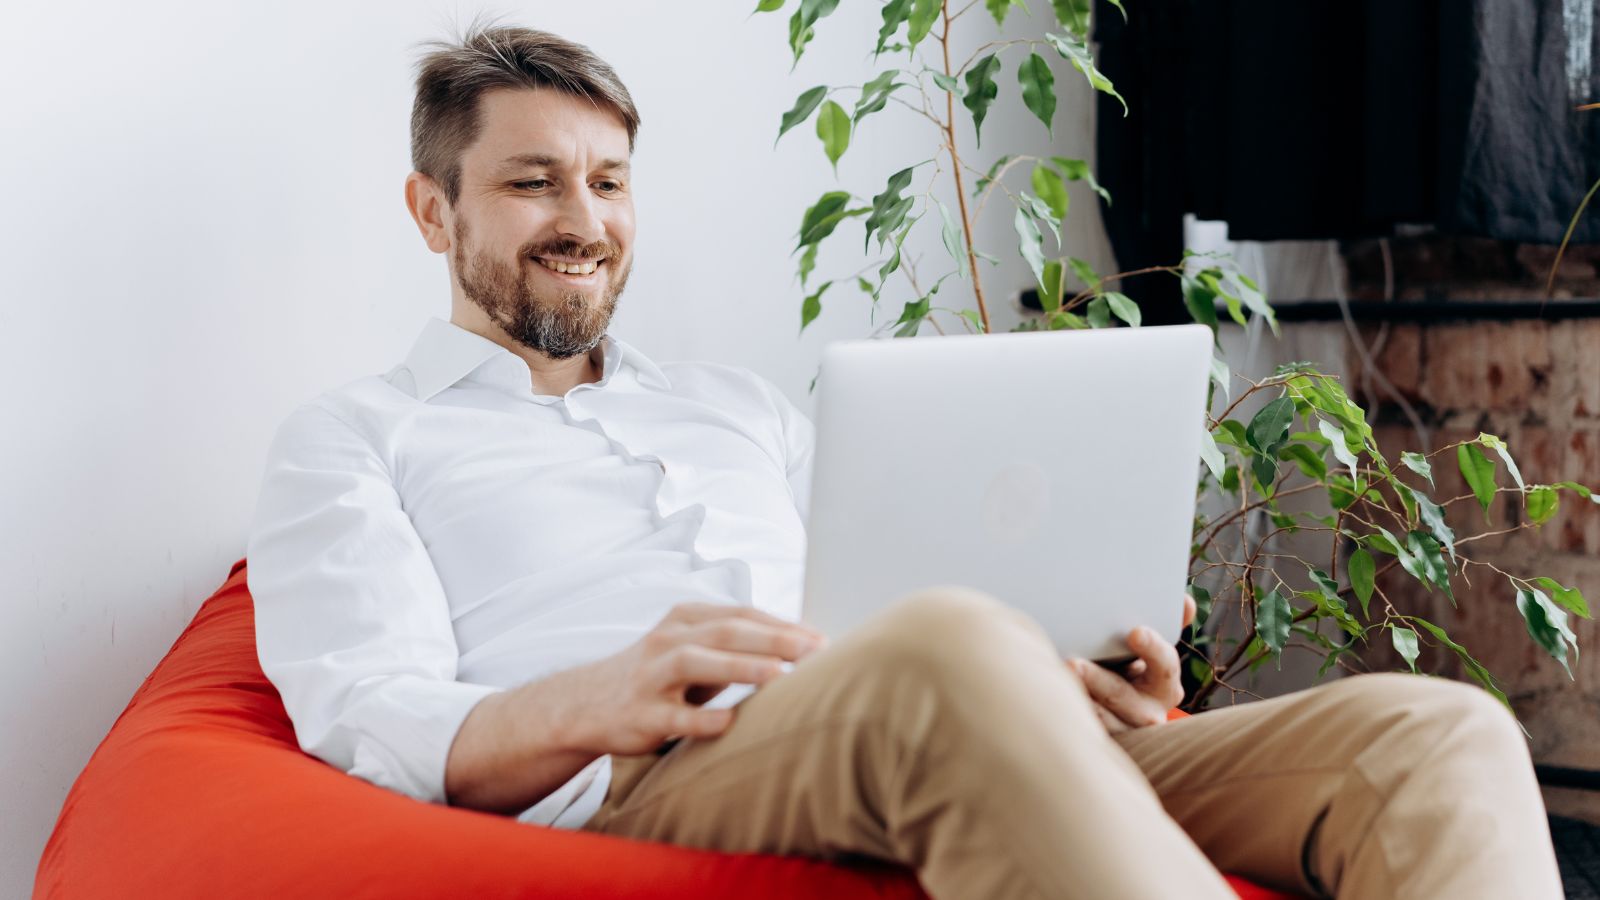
xmin=532 ymin=256 xmax=606 ymax=276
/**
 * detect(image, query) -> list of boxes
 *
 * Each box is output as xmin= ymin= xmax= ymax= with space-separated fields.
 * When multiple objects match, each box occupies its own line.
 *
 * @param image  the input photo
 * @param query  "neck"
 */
xmin=449 ymin=303 xmax=603 ymax=397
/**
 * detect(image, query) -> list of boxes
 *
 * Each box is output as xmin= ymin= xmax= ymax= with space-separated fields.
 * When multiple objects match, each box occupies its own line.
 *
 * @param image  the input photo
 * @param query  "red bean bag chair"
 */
xmin=34 ymin=559 xmax=1295 ymax=899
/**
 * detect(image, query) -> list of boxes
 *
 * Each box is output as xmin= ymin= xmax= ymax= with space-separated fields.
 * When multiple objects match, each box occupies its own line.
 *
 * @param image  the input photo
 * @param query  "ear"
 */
xmin=405 ymin=171 xmax=453 ymax=254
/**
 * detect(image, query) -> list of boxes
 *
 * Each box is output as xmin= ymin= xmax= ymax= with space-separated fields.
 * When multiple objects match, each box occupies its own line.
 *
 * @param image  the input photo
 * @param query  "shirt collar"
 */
xmin=400 ymin=316 xmax=670 ymax=402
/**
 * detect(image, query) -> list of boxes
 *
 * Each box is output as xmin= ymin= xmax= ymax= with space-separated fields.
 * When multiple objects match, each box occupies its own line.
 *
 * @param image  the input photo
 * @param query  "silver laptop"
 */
xmin=800 ymin=323 xmax=1214 ymax=663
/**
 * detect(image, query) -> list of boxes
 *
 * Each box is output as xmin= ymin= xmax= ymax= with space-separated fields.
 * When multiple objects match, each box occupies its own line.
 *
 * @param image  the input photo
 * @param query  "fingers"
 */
xmin=1126 ymin=626 xmax=1184 ymax=708
xmin=652 ymin=644 xmax=789 ymax=690
xmin=666 ymin=601 xmax=824 ymax=640
xmin=1092 ymin=702 xmax=1130 ymax=734
xmin=1069 ymin=659 xmax=1167 ymax=729
xmin=681 ymin=617 xmax=826 ymax=662
xmin=1182 ymin=593 xmax=1197 ymax=629
xmin=649 ymin=703 xmax=736 ymax=741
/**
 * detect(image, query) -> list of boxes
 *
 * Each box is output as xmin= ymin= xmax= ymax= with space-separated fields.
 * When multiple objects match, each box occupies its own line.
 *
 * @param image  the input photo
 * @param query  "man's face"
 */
xmin=447 ymin=87 xmax=635 ymax=359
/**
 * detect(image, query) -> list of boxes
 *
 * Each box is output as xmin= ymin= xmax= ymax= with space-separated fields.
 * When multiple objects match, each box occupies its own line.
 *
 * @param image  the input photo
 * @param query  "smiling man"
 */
xmin=245 ymin=24 xmax=1564 ymax=900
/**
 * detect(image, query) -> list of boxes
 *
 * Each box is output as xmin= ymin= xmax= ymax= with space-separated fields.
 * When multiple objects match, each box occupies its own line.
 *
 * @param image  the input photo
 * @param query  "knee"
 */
xmin=1334 ymin=672 xmax=1526 ymax=757
xmin=838 ymin=586 xmax=1055 ymax=691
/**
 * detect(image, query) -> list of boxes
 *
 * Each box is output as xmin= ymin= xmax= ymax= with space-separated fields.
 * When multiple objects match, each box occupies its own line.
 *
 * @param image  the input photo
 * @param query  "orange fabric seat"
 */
xmin=35 ymin=559 xmax=1296 ymax=899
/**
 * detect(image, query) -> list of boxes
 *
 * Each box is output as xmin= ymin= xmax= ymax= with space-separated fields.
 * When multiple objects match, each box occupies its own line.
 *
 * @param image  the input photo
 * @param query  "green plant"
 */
xmin=757 ymin=0 xmax=1600 ymax=716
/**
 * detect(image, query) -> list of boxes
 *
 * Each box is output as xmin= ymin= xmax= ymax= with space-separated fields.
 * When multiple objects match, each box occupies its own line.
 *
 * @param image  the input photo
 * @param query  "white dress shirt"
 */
xmin=246 ymin=316 xmax=814 ymax=828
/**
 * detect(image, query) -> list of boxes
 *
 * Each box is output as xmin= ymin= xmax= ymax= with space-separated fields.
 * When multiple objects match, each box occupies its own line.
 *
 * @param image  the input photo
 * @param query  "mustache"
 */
xmin=521 ymin=238 xmax=618 ymax=261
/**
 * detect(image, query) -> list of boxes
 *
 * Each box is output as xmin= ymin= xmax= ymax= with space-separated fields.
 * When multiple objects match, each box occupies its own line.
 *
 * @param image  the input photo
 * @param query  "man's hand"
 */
xmin=1065 ymin=594 xmax=1196 ymax=734
xmin=551 ymin=602 xmax=828 ymax=756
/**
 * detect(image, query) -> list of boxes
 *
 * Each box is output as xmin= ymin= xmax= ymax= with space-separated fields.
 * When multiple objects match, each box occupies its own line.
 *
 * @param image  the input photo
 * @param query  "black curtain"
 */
xmin=1094 ymin=0 xmax=1600 ymax=321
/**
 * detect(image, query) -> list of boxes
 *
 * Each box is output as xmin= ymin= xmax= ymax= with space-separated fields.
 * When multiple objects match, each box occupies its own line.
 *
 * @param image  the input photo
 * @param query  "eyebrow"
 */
xmin=494 ymin=153 xmax=630 ymax=175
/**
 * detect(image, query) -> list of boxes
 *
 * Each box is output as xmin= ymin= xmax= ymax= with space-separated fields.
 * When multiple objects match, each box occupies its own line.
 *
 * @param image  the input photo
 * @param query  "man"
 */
xmin=246 ymin=24 xmax=1563 ymax=899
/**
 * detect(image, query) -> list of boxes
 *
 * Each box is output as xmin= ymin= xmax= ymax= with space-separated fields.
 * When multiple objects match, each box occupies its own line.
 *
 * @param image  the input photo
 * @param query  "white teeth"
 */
xmin=536 ymin=257 xmax=600 ymax=275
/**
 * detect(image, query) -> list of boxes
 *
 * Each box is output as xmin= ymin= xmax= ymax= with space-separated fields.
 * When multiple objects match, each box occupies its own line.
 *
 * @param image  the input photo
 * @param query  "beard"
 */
xmin=452 ymin=219 xmax=631 ymax=360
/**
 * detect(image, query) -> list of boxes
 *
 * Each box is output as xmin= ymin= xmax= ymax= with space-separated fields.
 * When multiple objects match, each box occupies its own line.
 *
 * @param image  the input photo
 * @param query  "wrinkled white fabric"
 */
xmin=246 ymin=316 xmax=813 ymax=827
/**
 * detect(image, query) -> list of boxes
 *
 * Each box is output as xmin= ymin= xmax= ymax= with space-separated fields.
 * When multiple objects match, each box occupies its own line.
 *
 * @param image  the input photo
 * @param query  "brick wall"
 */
xmin=1339 ymin=236 xmax=1600 ymax=821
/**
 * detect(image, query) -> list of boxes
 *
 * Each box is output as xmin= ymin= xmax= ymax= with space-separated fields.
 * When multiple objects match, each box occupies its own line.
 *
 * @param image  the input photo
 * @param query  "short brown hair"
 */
xmin=410 ymin=24 xmax=640 ymax=205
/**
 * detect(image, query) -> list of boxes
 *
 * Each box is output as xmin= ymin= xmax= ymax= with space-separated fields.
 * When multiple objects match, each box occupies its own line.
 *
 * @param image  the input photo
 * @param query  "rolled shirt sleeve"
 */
xmin=246 ymin=402 xmax=503 ymax=805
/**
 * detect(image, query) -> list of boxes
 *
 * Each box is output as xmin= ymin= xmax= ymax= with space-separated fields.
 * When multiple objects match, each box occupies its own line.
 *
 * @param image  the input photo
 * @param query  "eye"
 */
xmin=593 ymin=181 xmax=621 ymax=193
xmin=512 ymin=179 xmax=551 ymax=190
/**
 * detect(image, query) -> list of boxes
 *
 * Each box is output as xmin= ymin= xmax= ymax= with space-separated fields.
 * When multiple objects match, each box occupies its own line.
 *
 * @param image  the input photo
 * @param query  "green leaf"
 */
xmin=1405 ymin=530 xmax=1454 ymax=601
xmin=1534 ymin=576 xmax=1590 ymax=618
xmin=962 ymin=54 xmax=1003 ymax=147
xmin=957 ymin=308 xmax=985 ymax=333
xmin=1190 ymin=585 xmax=1213 ymax=632
xmin=1280 ymin=443 xmax=1327 ymax=480
xmin=1318 ymin=418 xmax=1360 ymax=482
xmin=1014 ymin=206 xmax=1047 ymax=297
xmin=862 ymin=165 xmax=917 ymax=250
xmin=1039 ymin=260 xmax=1064 ymax=312
xmin=797 ymin=242 xmax=818 ymax=287
xmin=1086 ymin=296 xmax=1110 ymax=329
xmin=1213 ymin=419 xmax=1249 ymax=449
xmin=1255 ymin=588 xmax=1292 ymax=659
xmin=1553 ymin=480 xmax=1600 ymax=503
xmin=815 ymin=100 xmax=851 ymax=172
xmin=777 ymin=86 xmax=828 ymax=145
xmin=873 ymin=214 xmax=921 ymax=298
xmin=875 ymin=0 xmax=913 ymax=56
xmin=1411 ymin=617 xmax=1515 ymax=715
xmin=1412 ymin=492 xmax=1456 ymax=563
xmin=930 ymin=70 xmax=963 ymax=96
xmin=1050 ymin=0 xmax=1089 ymax=34
xmin=1182 ymin=275 xmax=1219 ymax=332
xmin=1065 ymin=257 xmax=1099 ymax=293
xmin=852 ymin=70 xmax=904 ymax=125
xmin=1390 ymin=625 xmax=1420 ymax=672
xmin=1017 ymin=52 xmax=1057 ymax=136
xmin=1199 ymin=427 xmax=1225 ymax=481
xmin=1018 ymin=192 xmax=1062 ymax=246
xmin=893 ymin=298 xmax=930 ymax=337
xmin=985 ymin=0 xmax=1013 ymax=26
xmin=1105 ymin=292 xmax=1140 ymax=327
xmin=1043 ymin=30 xmax=1127 ymax=115
xmin=935 ymin=198 xmax=969 ymax=280
xmin=1348 ymin=548 xmax=1375 ymax=617
xmin=1307 ymin=567 xmax=1362 ymax=636
xmin=754 ymin=0 xmax=785 ymax=11
xmin=787 ymin=0 xmax=841 ymax=67
xmin=907 ymin=0 xmax=940 ymax=48
xmin=1527 ymin=485 xmax=1559 ymax=524
xmin=1457 ymin=442 xmax=1497 ymax=517
xmin=796 ymin=190 xmax=852 ymax=249
xmin=1030 ymin=164 xmax=1070 ymax=222
xmin=973 ymin=154 xmax=1012 ymax=198
xmin=1048 ymin=155 xmax=1112 ymax=205
xmin=800 ymin=280 xmax=831 ymax=333
xmin=1209 ymin=355 xmax=1231 ymax=400
xmin=1517 ymin=586 xmax=1576 ymax=677
xmin=1401 ymin=451 xmax=1434 ymax=488
xmin=1245 ymin=397 xmax=1296 ymax=456
xmin=1478 ymin=433 xmax=1525 ymax=492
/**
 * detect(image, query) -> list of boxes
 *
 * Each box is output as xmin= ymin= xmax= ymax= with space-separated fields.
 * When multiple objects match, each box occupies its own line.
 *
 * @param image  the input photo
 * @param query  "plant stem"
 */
xmin=940 ymin=1 xmax=992 ymax=333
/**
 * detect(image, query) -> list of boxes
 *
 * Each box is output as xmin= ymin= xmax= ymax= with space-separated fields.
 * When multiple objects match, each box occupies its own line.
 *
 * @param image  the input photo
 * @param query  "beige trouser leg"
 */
xmin=581 ymin=588 xmax=1562 ymax=899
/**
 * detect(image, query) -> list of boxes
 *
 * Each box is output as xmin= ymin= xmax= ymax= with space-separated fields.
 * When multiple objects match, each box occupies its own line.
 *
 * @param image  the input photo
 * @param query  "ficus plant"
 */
xmin=757 ymin=0 xmax=1600 ymax=716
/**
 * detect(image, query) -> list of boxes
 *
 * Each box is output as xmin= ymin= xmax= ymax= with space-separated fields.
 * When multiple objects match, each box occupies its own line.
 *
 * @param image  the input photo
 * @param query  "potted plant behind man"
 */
xmin=756 ymin=0 xmax=1600 ymax=715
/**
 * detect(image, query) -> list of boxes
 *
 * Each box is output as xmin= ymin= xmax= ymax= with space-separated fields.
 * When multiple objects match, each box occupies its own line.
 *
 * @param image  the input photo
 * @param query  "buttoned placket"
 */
xmin=526 ymin=363 xmax=753 ymax=611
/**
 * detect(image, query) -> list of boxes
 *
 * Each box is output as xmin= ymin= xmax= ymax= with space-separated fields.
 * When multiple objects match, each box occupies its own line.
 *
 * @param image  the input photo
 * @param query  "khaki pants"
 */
xmin=582 ymin=588 xmax=1563 ymax=899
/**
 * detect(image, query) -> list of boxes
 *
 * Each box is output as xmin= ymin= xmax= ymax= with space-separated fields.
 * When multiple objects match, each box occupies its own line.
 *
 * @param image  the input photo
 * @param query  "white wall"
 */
xmin=0 ymin=1 xmax=1113 ymax=892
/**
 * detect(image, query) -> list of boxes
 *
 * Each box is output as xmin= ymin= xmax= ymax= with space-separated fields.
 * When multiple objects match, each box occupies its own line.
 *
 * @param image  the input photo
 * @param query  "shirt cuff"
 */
xmin=344 ymin=677 xmax=505 ymax=805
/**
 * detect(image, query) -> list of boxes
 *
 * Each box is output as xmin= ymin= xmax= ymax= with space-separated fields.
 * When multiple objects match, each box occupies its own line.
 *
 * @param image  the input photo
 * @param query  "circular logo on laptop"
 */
xmin=979 ymin=461 xmax=1051 ymax=543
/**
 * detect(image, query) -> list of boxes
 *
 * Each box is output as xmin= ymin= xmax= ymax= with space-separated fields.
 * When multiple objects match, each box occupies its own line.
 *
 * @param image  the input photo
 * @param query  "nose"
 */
xmin=551 ymin=183 xmax=607 ymax=246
